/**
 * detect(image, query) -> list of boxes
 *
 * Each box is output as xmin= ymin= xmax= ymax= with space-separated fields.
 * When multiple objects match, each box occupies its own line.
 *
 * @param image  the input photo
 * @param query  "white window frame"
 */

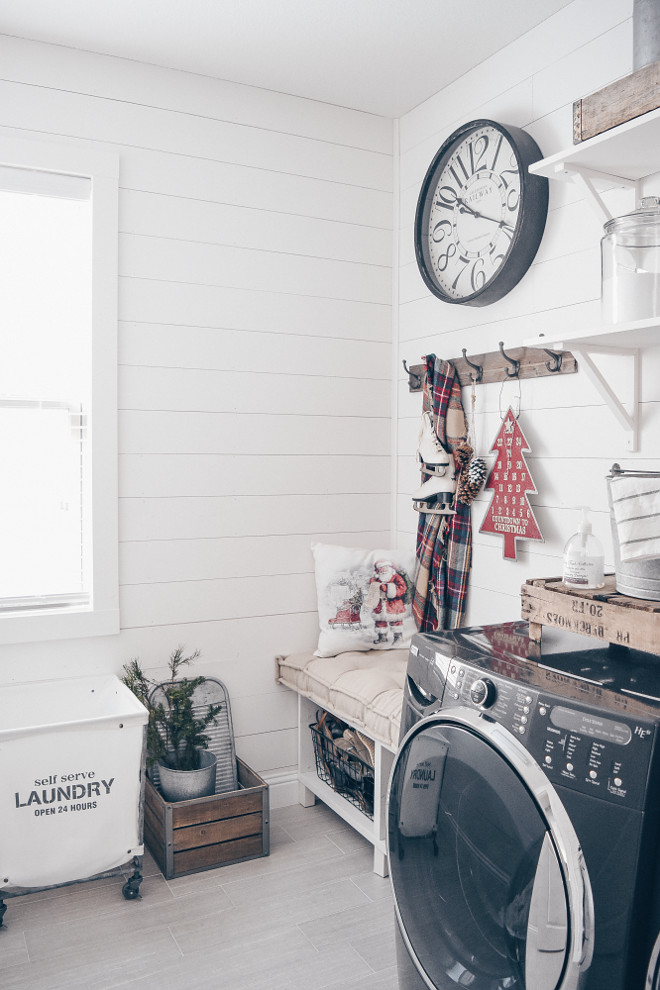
xmin=0 ymin=136 xmax=119 ymax=644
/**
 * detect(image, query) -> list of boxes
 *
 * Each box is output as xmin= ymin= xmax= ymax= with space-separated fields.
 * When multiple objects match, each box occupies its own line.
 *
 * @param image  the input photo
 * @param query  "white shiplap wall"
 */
xmin=1 ymin=0 xmax=657 ymax=807
xmin=0 ymin=35 xmax=394 ymax=803
xmin=396 ymin=0 xmax=660 ymax=625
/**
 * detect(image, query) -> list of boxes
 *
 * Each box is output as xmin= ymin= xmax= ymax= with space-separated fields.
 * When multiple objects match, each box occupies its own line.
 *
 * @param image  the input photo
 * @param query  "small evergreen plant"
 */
xmin=122 ymin=647 xmax=222 ymax=771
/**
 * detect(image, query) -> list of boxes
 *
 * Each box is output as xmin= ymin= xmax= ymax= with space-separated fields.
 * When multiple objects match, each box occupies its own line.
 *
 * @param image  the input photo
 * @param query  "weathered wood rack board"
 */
xmin=144 ymin=757 xmax=269 ymax=880
xmin=404 ymin=344 xmax=577 ymax=392
xmin=521 ymin=575 xmax=660 ymax=654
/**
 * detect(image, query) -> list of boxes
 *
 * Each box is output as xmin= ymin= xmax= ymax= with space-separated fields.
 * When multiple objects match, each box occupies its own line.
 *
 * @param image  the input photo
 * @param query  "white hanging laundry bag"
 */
xmin=0 ymin=674 xmax=148 ymax=889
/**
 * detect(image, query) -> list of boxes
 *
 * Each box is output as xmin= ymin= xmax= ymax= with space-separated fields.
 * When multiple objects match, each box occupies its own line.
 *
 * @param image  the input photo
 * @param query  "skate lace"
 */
xmin=419 ymin=412 xmax=446 ymax=454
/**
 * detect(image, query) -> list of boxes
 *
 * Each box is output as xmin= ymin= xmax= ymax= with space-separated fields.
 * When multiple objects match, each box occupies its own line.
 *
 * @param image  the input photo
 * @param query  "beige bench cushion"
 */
xmin=276 ymin=649 xmax=407 ymax=750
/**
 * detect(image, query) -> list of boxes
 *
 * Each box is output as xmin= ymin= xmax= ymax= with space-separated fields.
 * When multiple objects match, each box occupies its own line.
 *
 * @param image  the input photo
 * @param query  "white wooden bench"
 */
xmin=276 ymin=648 xmax=407 ymax=876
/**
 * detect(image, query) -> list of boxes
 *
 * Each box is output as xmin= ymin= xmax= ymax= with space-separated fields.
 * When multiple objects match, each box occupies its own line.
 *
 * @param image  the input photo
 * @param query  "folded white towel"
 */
xmin=609 ymin=474 xmax=660 ymax=562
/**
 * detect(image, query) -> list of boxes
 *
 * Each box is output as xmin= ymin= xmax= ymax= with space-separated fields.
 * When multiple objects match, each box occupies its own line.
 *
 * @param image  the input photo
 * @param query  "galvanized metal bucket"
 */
xmin=607 ymin=463 xmax=660 ymax=600
xmin=157 ymin=749 xmax=217 ymax=802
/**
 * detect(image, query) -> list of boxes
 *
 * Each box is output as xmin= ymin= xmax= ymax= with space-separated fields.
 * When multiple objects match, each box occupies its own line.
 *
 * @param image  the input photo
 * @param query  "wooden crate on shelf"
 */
xmin=521 ymin=575 xmax=660 ymax=654
xmin=573 ymin=60 xmax=660 ymax=143
xmin=144 ymin=757 xmax=269 ymax=880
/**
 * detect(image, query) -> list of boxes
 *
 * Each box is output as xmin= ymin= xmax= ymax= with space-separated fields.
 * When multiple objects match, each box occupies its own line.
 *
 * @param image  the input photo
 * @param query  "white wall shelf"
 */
xmin=527 ymin=110 xmax=660 ymax=451
xmin=530 ymin=106 xmax=660 ymax=183
xmin=525 ymin=317 xmax=660 ymax=351
xmin=529 ymin=107 xmax=660 ymax=225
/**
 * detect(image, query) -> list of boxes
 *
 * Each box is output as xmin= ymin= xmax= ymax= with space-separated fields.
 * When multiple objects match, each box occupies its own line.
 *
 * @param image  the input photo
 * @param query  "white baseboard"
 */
xmin=262 ymin=769 xmax=300 ymax=809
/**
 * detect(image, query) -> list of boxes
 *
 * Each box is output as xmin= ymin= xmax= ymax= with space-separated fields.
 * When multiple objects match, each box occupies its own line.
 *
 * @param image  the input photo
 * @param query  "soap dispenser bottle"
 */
xmin=562 ymin=507 xmax=605 ymax=590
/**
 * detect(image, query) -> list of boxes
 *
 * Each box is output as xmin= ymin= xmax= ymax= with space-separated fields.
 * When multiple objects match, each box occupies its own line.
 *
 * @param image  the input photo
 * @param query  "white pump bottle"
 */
xmin=562 ymin=507 xmax=605 ymax=590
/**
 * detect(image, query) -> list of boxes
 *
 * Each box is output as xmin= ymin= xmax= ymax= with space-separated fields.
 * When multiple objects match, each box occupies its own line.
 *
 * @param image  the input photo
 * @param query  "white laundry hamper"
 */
xmin=0 ymin=674 xmax=148 ymax=918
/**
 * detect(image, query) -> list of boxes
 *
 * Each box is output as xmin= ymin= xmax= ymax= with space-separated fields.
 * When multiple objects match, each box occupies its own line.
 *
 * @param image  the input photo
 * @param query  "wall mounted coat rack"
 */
xmin=403 ymin=342 xmax=578 ymax=391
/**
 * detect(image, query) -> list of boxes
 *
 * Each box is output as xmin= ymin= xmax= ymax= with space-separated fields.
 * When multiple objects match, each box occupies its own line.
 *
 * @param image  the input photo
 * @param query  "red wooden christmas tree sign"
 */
xmin=480 ymin=407 xmax=543 ymax=560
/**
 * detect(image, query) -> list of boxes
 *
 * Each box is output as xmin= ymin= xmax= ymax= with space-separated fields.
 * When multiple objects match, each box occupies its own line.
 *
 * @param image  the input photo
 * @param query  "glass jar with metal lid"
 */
xmin=601 ymin=196 xmax=660 ymax=324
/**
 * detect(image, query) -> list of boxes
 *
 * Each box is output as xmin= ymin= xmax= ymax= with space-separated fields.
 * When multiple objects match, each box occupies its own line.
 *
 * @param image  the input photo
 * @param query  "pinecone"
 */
xmin=457 ymin=455 xmax=488 ymax=505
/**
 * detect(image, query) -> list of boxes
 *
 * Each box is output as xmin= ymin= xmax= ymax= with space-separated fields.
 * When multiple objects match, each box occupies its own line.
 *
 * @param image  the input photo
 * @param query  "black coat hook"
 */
xmin=543 ymin=348 xmax=563 ymax=373
xmin=498 ymin=341 xmax=520 ymax=378
xmin=461 ymin=349 xmax=483 ymax=383
xmin=402 ymin=359 xmax=422 ymax=391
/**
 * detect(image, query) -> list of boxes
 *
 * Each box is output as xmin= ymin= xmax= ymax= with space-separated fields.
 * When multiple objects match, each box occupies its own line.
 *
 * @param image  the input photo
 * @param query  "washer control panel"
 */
xmin=527 ymin=699 xmax=655 ymax=811
xmin=443 ymin=659 xmax=656 ymax=811
xmin=444 ymin=660 xmax=535 ymax=737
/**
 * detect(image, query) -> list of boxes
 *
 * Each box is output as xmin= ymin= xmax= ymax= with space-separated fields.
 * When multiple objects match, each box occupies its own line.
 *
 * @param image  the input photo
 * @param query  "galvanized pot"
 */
xmin=157 ymin=749 xmax=217 ymax=802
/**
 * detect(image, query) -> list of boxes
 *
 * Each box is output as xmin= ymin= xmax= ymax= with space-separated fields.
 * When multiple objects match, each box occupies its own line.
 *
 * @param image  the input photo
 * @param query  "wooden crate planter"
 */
xmin=521 ymin=575 xmax=660 ymax=654
xmin=144 ymin=757 xmax=269 ymax=879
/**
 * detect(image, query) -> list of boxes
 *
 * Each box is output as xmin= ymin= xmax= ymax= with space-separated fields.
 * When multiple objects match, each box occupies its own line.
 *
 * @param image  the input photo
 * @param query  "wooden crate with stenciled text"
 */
xmin=521 ymin=575 xmax=660 ymax=655
xmin=573 ymin=61 xmax=660 ymax=142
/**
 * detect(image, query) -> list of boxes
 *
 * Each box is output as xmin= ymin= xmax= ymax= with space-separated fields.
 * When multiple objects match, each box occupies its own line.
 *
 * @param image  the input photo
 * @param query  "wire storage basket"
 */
xmin=309 ymin=711 xmax=374 ymax=819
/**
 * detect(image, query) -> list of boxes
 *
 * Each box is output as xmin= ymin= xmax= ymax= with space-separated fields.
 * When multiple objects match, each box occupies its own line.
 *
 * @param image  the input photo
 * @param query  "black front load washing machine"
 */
xmin=387 ymin=621 xmax=660 ymax=990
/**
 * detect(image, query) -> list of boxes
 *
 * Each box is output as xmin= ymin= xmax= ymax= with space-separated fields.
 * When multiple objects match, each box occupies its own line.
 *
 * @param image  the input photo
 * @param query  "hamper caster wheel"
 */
xmin=122 ymin=855 xmax=143 ymax=901
xmin=122 ymin=877 xmax=142 ymax=900
xmin=122 ymin=867 xmax=143 ymax=900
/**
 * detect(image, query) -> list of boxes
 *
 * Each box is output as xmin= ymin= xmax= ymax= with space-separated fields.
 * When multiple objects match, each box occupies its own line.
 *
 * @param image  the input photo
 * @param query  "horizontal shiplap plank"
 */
xmin=0 ymin=121 xmax=393 ymax=228
xmin=120 ymin=233 xmax=391 ymax=305
xmin=0 ymin=36 xmax=394 ymax=154
xmin=463 ymin=582 xmax=521 ymax=627
xmin=531 ymin=247 xmax=601 ymax=313
xmin=397 ymin=295 xmax=603 ymax=350
xmin=119 ymin=493 xmax=390 ymax=541
xmin=119 ymin=280 xmax=391 ymax=341
xmin=119 ymin=323 xmax=392 ymax=374
xmin=119 ymin=366 xmax=390 ymax=417
xmin=119 ymin=453 xmax=390 ymax=498
xmin=119 ymin=411 xmax=390 ymax=456
xmin=119 ymin=145 xmax=393 ymax=227
xmin=0 ymin=80 xmax=394 ymax=191
xmin=231 ymin=691 xmax=297 ymax=739
xmin=532 ymin=17 xmax=631 ymax=122
xmin=120 ymin=189 xmax=392 ymax=266
xmin=234 ymin=728 xmax=297 ymax=775
xmin=399 ymin=402 xmax=655 ymax=464
xmin=0 ymin=612 xmax=321 ymax=692
xmin=120 ymin=571 xmax=318 ymax=627
xmin=119 ymin=531 xmax=392 ymax=585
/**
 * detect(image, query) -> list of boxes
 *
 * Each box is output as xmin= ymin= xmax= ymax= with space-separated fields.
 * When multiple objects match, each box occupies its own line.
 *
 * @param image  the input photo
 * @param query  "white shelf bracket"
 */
xmin=570 ymin=343 xmax=640 ymax=452
xmin=551 ymin=163 xmax=639 ymax=226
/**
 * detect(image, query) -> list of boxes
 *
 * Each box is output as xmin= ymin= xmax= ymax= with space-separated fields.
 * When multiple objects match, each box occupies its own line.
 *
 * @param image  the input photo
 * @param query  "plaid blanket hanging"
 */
xmin=412 ymin=354 xmax=472 ymax=631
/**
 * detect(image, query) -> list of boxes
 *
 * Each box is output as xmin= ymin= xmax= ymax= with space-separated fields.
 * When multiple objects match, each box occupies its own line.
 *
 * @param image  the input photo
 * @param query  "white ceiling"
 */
xmin=0 ymin=0 xmax=575 ymax=117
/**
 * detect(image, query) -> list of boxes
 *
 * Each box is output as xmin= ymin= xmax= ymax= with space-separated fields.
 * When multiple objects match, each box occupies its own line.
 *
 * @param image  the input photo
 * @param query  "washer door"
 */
xmin=388 ymin=708 xmax=593 ymax=990
xmin=646 ymin=932 xmax=660 ymax=989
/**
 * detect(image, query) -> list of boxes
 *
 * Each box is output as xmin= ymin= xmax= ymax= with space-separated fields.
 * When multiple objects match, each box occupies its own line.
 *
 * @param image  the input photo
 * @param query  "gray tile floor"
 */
xmin=1 ymin=801 xmax=398 ymax=990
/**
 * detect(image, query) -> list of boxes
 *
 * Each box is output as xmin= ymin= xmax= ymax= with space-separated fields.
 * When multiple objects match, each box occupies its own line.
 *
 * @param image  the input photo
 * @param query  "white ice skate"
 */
xmin=412 ymin=474 xmax=456 ymax=516
xmin=417 ymin=411 xmax=454 ymax=477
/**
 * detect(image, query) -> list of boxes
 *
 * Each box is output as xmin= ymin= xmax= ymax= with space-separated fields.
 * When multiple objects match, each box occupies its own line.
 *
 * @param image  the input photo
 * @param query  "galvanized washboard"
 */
xmin=148 ymin=677 xmax=238 ymax=795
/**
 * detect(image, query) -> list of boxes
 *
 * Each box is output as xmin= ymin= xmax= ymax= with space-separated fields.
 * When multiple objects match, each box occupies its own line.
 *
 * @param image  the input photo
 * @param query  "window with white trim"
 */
xmin=0 ymin=139 xmax=119 ymax=643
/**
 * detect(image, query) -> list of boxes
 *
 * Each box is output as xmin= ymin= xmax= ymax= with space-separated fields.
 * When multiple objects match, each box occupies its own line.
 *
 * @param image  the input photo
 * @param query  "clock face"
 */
xmin=415 ymin=120 xmax=548 ymax=306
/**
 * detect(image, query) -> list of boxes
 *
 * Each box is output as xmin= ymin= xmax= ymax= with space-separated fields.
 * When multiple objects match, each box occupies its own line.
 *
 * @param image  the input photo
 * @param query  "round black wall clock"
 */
xmin=414 ymin=119 xmax=549 ymax=307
